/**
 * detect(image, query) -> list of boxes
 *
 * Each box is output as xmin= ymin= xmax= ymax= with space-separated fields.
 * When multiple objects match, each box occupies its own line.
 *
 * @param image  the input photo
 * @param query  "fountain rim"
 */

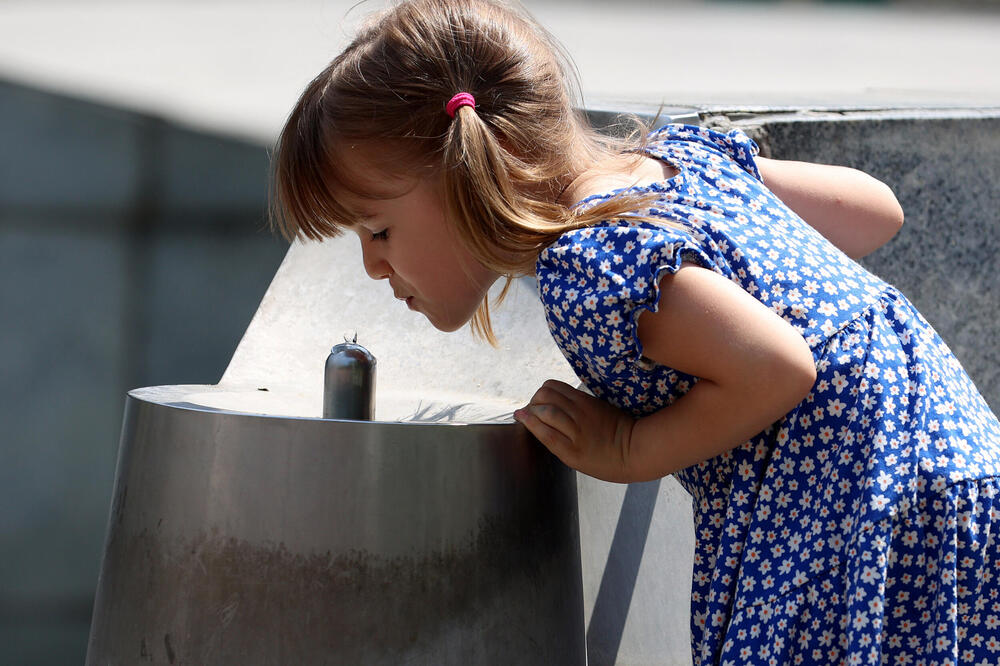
xmin=127 ymin=384 xmax=524 ymax=429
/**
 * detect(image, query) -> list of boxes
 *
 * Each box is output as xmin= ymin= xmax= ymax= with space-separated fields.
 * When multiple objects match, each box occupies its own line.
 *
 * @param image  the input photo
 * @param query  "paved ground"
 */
xmin=1 ymin=0 xmax=998 ymax=138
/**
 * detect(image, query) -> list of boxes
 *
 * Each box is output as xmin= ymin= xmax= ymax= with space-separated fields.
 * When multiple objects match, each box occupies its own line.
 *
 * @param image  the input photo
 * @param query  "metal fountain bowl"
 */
xmin=86 ymin=385 xmax=585 ymax=665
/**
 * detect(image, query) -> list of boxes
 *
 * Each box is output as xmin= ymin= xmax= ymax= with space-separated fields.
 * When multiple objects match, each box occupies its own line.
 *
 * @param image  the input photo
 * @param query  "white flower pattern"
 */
xmin=535 ymin=125 xmax=1000 ymax=665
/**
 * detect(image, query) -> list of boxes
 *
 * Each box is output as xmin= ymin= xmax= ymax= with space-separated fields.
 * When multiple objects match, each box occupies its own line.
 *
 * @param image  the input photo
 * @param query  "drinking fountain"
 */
xmin=87 ymin=230 xmax=696 ymax=665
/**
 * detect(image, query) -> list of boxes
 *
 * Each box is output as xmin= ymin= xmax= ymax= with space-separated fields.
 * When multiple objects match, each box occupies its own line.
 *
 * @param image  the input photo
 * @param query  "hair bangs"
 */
xmin=270 ymin=79 xmax=400 ymax=241
xmin=272 ymin=100 xmax=432 ymax=242
xmin=270 ymin=85 xmax=342 ymax=241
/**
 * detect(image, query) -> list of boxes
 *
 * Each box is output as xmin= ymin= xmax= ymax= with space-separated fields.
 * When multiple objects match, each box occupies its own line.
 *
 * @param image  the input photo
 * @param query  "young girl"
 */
xmin=271 ymin=1 xmax=1000 ymax=663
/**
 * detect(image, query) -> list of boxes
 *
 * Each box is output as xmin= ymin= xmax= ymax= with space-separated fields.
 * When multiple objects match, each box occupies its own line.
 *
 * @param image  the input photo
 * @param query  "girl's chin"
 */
xmin=424 ymin=311 xmax=474 ymax=334
xmin=429 ymin=319 xmax=464 ymax=333
xmin=409 ymin=298 xmax=480 ymax=333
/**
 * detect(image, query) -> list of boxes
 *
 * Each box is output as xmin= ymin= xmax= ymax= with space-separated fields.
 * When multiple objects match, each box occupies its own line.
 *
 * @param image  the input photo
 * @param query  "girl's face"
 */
xmin=346 ymin=174 xmax=499 ymax=333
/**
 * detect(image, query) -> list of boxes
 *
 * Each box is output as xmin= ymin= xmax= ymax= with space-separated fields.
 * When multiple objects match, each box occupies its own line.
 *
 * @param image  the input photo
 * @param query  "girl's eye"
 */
xmin=371 ymin=229 xmax=389 ymax=241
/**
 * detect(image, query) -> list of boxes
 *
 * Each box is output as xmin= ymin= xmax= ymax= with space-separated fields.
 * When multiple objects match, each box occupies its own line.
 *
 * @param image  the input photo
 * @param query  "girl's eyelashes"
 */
xmin=351 ymin=214 xmax=387 ymax=241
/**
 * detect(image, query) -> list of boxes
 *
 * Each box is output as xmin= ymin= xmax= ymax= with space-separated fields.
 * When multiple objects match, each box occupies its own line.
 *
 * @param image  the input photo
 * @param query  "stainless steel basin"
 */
xmin=86 ymin=387 xmax=585 ymax=664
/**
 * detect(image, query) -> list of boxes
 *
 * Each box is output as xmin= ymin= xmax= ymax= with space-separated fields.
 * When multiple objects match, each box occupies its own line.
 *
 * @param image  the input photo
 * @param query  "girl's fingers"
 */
xmin=516 ymin=379 xmax=596 ymax=467
xmin=526 ymin=402 xmax=577 ymax=438
xmin=530 ymin=382 xmax=579 ymax=418
xmin=514 ymin=405 xmax=574 ymax=457
xmin=539 ymin=379 xmax=589 ymax=406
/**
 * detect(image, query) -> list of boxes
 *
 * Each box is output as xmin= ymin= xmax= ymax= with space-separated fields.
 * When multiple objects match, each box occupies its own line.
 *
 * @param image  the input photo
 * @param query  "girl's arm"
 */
xmin=756 ymin=157 xmax=904 ymax=260
xmin=514 ymin=263 xmax=817 ymax=483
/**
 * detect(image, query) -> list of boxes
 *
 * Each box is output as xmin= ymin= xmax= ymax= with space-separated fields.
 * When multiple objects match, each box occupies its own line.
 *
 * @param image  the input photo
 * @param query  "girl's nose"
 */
xmin=361 ymin=245 xmax=391 ymax=280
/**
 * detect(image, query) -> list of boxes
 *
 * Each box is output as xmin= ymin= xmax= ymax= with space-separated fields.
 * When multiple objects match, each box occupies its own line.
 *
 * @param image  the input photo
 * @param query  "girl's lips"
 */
xmin=391 ymin=287 xmax=416 ymax=310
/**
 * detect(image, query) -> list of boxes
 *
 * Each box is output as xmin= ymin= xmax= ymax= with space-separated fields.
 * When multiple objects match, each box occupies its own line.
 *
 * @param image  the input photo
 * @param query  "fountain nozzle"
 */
xmin=323 ymin=338 xmax=376 ymax=420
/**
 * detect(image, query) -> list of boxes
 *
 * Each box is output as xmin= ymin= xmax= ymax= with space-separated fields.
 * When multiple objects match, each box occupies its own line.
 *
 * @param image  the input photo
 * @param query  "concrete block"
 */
xmin=0 ymin=224 xmax=127 ymax=604
xmin=159 ymin=124 xmax=269 ymax=214
xmin=579 ymin=475 xmax=694 ymax=666
xmin=0 ymin=80 xmax=143 ymax=213
xmin=0 ymin=82 xmax=285 ymax=666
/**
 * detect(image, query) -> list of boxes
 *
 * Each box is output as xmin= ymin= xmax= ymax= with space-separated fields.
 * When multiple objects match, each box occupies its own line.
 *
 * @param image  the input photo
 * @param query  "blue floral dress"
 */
xmin=536 ymin=125 xmax=1000 ymax=665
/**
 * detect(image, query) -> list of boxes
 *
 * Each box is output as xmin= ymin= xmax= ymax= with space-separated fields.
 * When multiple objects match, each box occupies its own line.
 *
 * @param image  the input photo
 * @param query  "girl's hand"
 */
xmin=514 ymin=380 xmax=637 ymax=483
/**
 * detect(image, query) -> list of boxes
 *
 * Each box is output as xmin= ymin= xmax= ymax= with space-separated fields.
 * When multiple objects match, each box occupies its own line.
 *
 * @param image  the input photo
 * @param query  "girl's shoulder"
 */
xmin=535 ymin=217 xmax=710 ymax=297
xmin=534 ymin=124 xmax=772 ymax=292
xmin=559 ymin=124 xmax=763 ymax=213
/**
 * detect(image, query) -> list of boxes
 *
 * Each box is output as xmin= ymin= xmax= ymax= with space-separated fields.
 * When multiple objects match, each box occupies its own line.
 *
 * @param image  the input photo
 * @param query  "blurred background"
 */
xmin=2 ymin=1 xmax=999 ymax=663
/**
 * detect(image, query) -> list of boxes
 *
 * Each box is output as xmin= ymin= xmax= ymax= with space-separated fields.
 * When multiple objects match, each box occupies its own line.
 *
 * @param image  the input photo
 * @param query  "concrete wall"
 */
xmin=0 ymin=79 xmax=286 ymax=665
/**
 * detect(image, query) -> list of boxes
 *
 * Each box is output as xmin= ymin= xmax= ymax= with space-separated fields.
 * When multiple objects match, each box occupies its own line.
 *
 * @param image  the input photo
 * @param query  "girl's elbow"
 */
xmin=776 ymin=359 xmax=817 ymax=421
xmin=742 ymin=352 xmax=815 ymax=427
xmin=872 ymin=179 xmax=905 ymax=244
xmin=794 ymin=355 xmax=818 ymax=400
xmin=891 ymin=199 xmax=905 ymax=236
xmin=775 ymin=359 xmax=817 ymax=426
xmin=848 ymin=183 xmax=904 ymax=260
xmin=775 ymin=338 xmax=817 ymax=409
xmin=880 ymin=181 xmax=905 ymax=234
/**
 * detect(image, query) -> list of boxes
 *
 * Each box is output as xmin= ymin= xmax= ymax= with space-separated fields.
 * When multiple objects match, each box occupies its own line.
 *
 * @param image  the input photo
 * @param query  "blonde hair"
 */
xmin=271 ymin=0 xmax=657 ymax=343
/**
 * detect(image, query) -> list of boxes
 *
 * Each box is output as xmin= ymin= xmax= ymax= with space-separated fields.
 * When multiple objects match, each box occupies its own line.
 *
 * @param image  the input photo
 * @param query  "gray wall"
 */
xmin=0 ymin=79 xmax=287 ymax=665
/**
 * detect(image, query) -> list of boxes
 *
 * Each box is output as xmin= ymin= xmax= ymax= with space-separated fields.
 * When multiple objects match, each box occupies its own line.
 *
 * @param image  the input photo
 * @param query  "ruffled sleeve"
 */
xmin=535 ymin=221 xmax=712 ymax=389
xmin=648 ymin=124 xmax=762 ymax=182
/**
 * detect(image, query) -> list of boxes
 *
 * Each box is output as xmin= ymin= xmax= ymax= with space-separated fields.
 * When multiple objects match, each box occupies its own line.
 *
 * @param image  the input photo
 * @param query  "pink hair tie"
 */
xmin=446 ymin=92 xmax=476 ymax=118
